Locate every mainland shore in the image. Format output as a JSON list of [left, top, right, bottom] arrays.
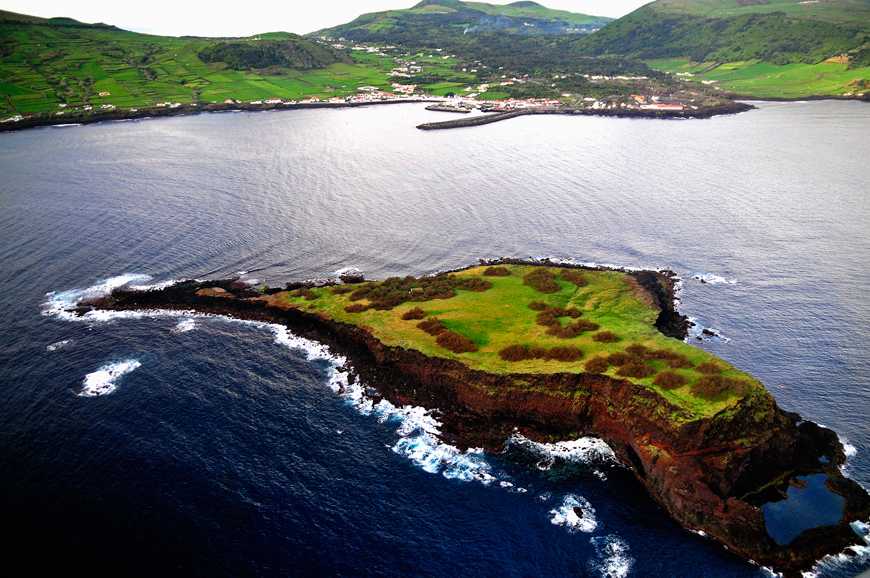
[[1, 97, 755, 133]]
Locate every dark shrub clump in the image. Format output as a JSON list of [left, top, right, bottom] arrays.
[[650, 349, 694, 369], [695, 360, 724, 374], [483, 266, 511, 277], [524, 268, 561, 294], [331, 285, 354, 295], [401, 306, 427, 321], [344, 303, 368, 313], [528, 300, 548, 311], [546, 319, 600, 338], [436, 330, 478, 353], [536, 309, 559, 327], [528, 346, 548, 359], [452, 276, 492, 292], [691, 375, 749, 401], [543, 346, 584, 362], [499, 344, 582, 362], [616, 361, 656, 379], [585, 357, 610, 373], [550, 306, 581, 318], [559, 268, 588, 287], [606, 351, 633, 366], [346, 274, 457, 310], [625, 343, 652, 358], [417, 317, 447, 335], [500, 344, 531, 361], [292, 287, 318, 301], [653, 371, 687, 390], [592, 331, 620, 343]]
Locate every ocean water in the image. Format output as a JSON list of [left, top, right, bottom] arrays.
[[1, 101, 869, 577]]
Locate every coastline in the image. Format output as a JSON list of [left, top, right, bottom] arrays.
[[0, 99, 435, 133], [78, 260, 870, 577], [417, 102, 756, 130], [4, 93, 865, 135], [2, 98, 756, 134]]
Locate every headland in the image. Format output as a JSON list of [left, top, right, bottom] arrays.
[[77, 260, 869, 575]]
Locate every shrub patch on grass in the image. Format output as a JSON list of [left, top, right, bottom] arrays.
[[344, 303, 368, 313], [653, 371, 687, 390], [559, 268, 588, 287], [292, 287, 318, 301], [695, 361, 724, 374], [483, 266, 511, 277], [436, 330, 478, 353], [523, 268, 561, 294], [606, 351, 634, 366], [534, 303, 597, 338], [544, 346, 584, 362], [616, 360, 656, 379], [346, 273, 493, 310], [417, 317, 447, 335], [592, 331, 620, 343], [691, 375, 749, 401], [546, 319, 600, 338], [585, 357, 609, 373], [453, 277, 492, 292], [401, 306, 427, 320], [498, 344, 582, 362], [331, 285, 354, 295]]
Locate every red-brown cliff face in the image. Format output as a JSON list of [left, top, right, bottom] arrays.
[[86, 277, 869, 577]]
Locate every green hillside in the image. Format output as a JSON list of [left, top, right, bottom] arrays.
[[578, 0, 870, 97], [0, 14, 398, 119], [649, 0, 870, 28], [315, 0, 612, 40]]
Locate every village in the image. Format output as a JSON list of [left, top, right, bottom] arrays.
[[1, 39, 726, 128]]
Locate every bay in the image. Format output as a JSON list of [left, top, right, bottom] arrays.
[[1, 100, 868, 577]]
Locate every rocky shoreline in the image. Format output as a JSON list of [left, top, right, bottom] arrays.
[[2, 99, 755, 134], [0, 99, 432, 133], [417, 102, 756, 130], [78, 261, 869, 576]]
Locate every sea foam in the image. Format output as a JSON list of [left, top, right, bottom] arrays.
[[692, 273, 737, 285], [47, 339, 72, 351], [589, 535, 634, 578], [507, 434, 619, 481], [800, 520, 870, 578], [80, 359, 141, 397], [42, 273, 153, 320], [549, 493, 598, 533], [171, 319, 196, 333]]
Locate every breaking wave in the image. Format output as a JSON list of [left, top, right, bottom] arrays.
[[80, 359, 141, 397], [549, 493, 597, 533], [589, 535, 634, 578], [171, 319, 196, 333], [47, 339, 72, 351], [692, 273, 737, 285], [801, 521, 870, 578]]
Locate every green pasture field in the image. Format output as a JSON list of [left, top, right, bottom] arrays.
[[650, 0, 870, 28], [648, 58, 870, 97], [0, 20, 435, 118], [266, 265, 763, 421]]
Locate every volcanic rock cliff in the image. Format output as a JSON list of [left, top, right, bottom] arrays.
[[83, 271, 869, 576]]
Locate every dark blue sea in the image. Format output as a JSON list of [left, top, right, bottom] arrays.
[[1, 101, 869, 577]]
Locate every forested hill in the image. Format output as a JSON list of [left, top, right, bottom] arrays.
[[314, 0, 612, 42], [576, 0, 870, 67], [197, 37, 342, 71]]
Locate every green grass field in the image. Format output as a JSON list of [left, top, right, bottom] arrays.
[[649, 0, 870, 28], [0, 18, 487, 119], [260, 265, 762, 421], [648, 58, 870, 97]]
